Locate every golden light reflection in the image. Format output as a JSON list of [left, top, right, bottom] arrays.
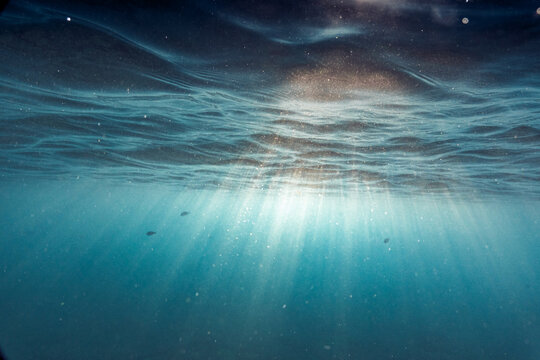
[[287, 54, 407, 102]]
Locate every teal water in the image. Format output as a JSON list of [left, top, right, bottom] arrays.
[[0, 181, 539, 359], [1, 0, 540, 359]]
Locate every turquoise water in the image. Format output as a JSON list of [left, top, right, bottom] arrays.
[[1, 183, 539, 359], [1, 0, 540, 359]]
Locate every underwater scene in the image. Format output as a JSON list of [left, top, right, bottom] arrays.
[[1, 0, 539, 359]]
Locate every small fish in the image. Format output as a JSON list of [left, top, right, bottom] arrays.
[[383, 238, 390, 244], [146, 231, 156, 236], [181, 211, 190, 216]]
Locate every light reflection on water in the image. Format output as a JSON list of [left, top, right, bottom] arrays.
[[0, 0, 539, 197]]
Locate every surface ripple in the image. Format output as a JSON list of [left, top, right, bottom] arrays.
[[1, 0, 539, 197]]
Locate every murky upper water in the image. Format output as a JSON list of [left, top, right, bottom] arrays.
[[1, 0, 539, 196], [0, 1, 539, 359]]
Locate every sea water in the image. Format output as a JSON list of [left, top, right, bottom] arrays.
[[1, 0, 539, 359]]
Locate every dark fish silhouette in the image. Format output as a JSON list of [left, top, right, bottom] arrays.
[[146, 231, 156, 236], [181, 211, 190, 216], [383, 238, 390, 244]]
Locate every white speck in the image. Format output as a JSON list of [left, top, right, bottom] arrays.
[[323, 345, 331, 350], [537, 8, 540, 15], [462, 17, 469, 24], [195, 292, 199, 297], [66, 17, 71, 22], [282, 304, 287, 309]]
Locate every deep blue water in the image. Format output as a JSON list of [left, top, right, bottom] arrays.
[[0, 0, 539, 359]]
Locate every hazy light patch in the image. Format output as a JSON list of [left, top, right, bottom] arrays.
[[288, 68, 402, 100], [265, 25, 364, 45], [337, 0, 434, 14], [285, 52, 409, 101], [220, 13, 363, 45]]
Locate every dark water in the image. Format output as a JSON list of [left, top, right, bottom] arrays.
[[0, 1, 539, 359]]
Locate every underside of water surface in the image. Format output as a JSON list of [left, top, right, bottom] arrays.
[[0, 0, 539, 359]]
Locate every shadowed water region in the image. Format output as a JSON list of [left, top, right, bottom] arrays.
[[0, 0, 539, 359]]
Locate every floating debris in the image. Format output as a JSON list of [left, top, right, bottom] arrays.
[[146, 231, 156, 236], [181, 211, 190, 216], [384, 238, 390, 244]]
